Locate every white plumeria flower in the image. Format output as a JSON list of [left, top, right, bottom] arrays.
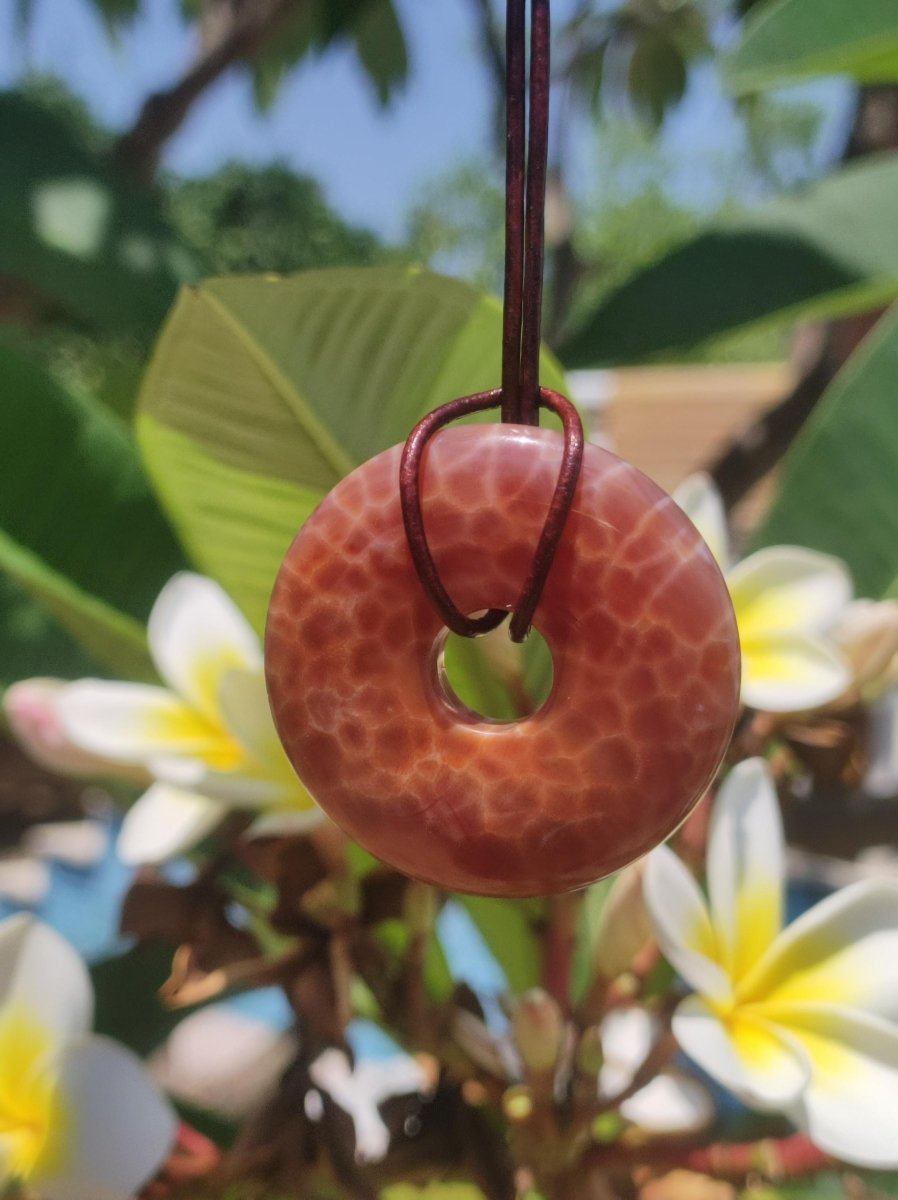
[[599, 1007, 713, 1136], [307, 1049, 429, 1163], [674, 474, 852, 713], [834, 599, 898, 698], [831, 599, 898, 800], [0, 913, 174, 1199], [644, 757, 898, 1167], [57, 573, 320, 866]]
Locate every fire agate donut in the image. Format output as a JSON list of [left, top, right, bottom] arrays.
[[265, 425, 740, 897]]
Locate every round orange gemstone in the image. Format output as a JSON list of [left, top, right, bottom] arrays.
[[266, 425, 740, 896]]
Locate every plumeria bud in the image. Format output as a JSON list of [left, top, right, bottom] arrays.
[[511, 988, 564, 1076], [404, 881, 437, 935], [575, 1025, 604, 1076], [834, 599, 898, 695], [4, 678, 138, 778], [592, 861, 652, 982]]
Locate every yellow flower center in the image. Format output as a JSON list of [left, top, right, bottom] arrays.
[[0, 1008, 68, 1182]]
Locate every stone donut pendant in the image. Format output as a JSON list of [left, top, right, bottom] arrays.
[[265, 424, 740, 897]]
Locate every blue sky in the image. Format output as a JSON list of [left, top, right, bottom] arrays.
[[0, 0, 852, 242]]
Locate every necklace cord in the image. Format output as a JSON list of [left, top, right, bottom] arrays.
[[399, 0, 584, 644]]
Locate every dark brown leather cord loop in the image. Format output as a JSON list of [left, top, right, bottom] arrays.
[[400, 1, 578, 645], [399, 388, 583, 643]]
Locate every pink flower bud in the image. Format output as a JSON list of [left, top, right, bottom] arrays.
[[4, 678, 138, 778], [592, 861, 653, 982], [511, 988, 564, 1076]]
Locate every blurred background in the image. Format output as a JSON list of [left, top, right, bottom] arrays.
[[3, 2, 898, 1193]]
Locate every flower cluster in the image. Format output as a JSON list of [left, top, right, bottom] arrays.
[[8, 573, 321, 866], [674, 474, 852, 712], [0, 914, 173, 1199], [645, 757, 898, 1166]]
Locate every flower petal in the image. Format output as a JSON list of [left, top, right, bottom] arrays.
[[707, 759, 784, 985], [247, 809, 324, 839], [783, 1007, 898, 1168], [150, 758, 287, 809], [148, 574, 261, 721], [24, 821, 108, 870], [673, 995, 810, 1110], [864, 686, 898, 800], [643, 845, 731, 1004], [600, 1006, 655, 1094], [32, 1034, 176, 1200], [216, 667, 282, 766], [740, 633, 851, 713], [740, 880, 898, 1021], [833, 599, 898, 693], [620, 1071, 714, 1136], [308, 1049, 427, 1164], [58, 681, 239, 767], [0, 915, 92, 1047], [117, 785, 224, 866], [3, 678, 131, 778], [728, 546, 852, 640], [0, 853, 50, 907], [672, 473, 729, 569], [149, 1005, 295, 1120]]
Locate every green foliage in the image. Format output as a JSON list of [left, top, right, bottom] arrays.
[[559, 154, 898, 366], [0, 91, 200, 338], [0, 345, 187, 681], [406, 163, 506, 295], [627, 27, 688, 130], [136, 267, 567, 631], [0, 575, 102, 688], [167, 164, 385, 276], [570, 877, 615, 1004], [91, 942, 187, 1057], [725, 0, 898, 95], [756, 303, 898, 599], [251, 0, 408, 112], [561, 3, 710, 130], [757, 1174, 898, 1199], [458, 896, 542, 994]]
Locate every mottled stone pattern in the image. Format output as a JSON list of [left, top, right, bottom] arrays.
[[266, 426, 740, 897]]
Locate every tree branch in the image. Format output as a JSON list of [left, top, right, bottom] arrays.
[[112, 0, 304, 185]]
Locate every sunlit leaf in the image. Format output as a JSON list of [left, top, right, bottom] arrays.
[[559, 154, 898, 365], [757, 303, 898, 598], [0, 345, 186, 681], [137, 267, 567, 632], [725, 0, 898, 95]]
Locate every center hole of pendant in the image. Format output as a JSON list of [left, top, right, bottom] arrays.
[[436, 615, 554, 722]]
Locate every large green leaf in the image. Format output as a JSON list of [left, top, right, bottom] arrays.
[[0, 574, 102, 689], [137, 267, 567, 632], [724, 0, 898, 96], [559, 154, 898, 366], [0, 346, 188, 680], [0, 92, 201, 336], [756, 303, 898, 597]]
